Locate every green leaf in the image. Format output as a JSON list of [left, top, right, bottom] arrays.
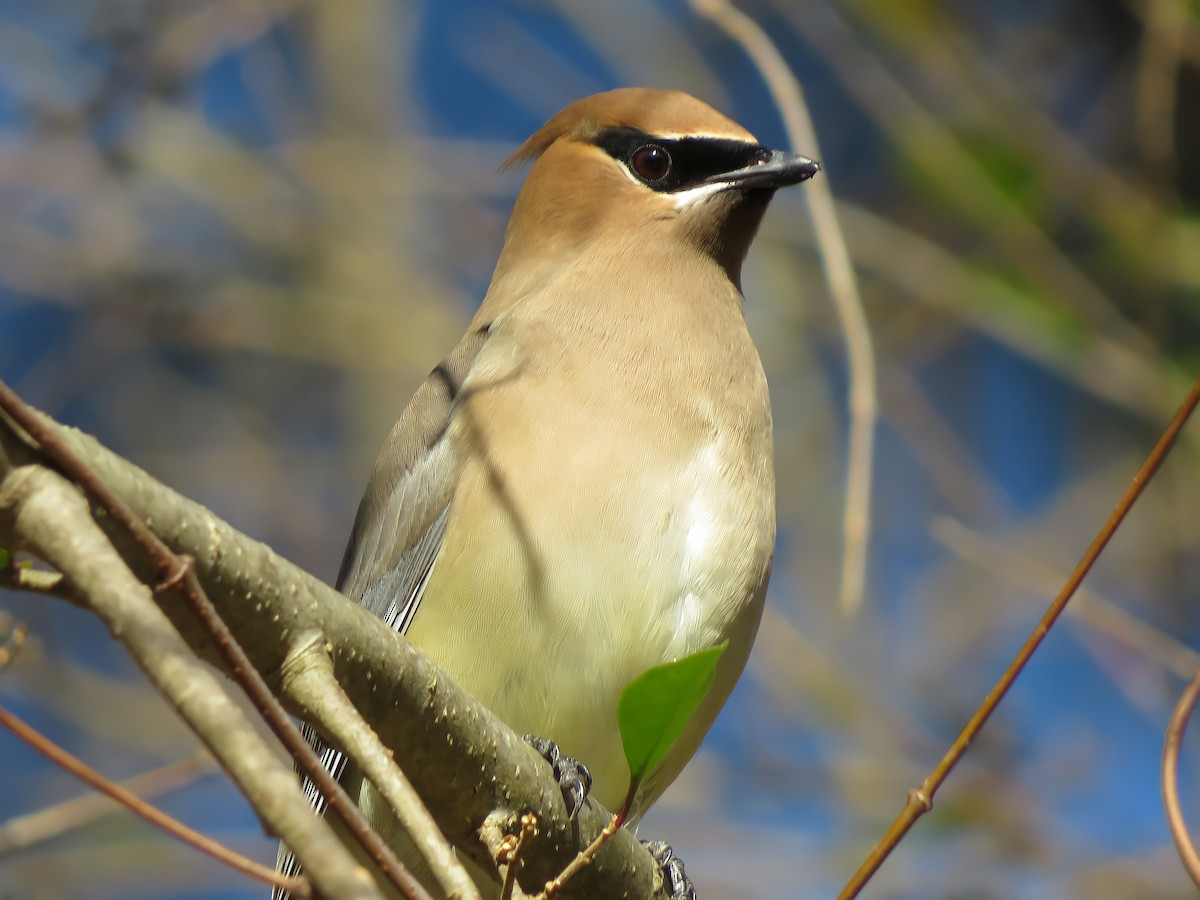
[[618, 642, 728, 788], [0, 547, 9, 568]]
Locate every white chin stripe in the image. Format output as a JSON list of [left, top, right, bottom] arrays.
[[670, 180, 736, 210], [613, 162, 729, 208]]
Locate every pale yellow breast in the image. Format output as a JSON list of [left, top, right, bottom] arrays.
[[407, 281, 775, 812]]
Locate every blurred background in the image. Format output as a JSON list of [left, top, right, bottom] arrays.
[[1, 1, 1198, 897]]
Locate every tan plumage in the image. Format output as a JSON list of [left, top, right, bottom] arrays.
[[276, 87, 817, 899]]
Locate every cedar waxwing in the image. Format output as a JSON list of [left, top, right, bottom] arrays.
[[276, 88, 818, 899]]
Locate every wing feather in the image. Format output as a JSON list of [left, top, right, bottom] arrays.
[[272, 325, 490, 899]]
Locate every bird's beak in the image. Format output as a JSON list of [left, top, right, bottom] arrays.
[[704, 149, 820, 190]]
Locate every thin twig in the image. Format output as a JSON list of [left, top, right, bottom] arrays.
[[286, 656, 477, 899], [537, 812, 623, 900], [0, 707, 305, 894], [1163, 665, 1200, 889], [689, 0, 877, 615], [0, 751, 216, 853], [838, 372, 1200, 898], [0, 379, 424, 900], [498, 813, 539, 900], [538, 779, 638, 899], [0, 462, 377, 898]]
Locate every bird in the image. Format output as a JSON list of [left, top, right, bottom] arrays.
[[275, 87, 818, 899]]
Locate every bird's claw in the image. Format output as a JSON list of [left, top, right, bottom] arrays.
[[524, 734, 592, 818], [643, 840, 696, 900]]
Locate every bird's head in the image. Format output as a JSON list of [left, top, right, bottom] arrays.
[[491, 88, 818, 290]]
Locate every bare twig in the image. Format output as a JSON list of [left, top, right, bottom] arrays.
[[284, 653, 477, 899], [0, 751, 215, 853], [537, 811, 623, 900], [0, 464, 378, 898], [838, 373, 1200, 898], [497, 813, 539, 900], [689, 0, 877, 614], [0, 708, 303, 894], [1163, 664, 1200, 889]]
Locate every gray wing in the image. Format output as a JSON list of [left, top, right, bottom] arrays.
[[273, 326, 490, 899]]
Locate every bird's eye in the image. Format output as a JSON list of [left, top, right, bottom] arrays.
[[631, 144, 671, 182]]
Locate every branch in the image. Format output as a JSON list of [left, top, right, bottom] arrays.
[[285, 653, 477, 900], [0, 460, 377, 899], [0, 398, 668, 898], [837, 373, 1200, 898]]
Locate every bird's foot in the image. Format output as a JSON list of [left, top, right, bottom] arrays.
[[524, 735, 592, 818], [643, 840, 696, 900]]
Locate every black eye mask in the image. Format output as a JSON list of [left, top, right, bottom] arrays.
[[591, 126, 771, 193]]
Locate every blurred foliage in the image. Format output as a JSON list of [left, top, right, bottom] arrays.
[[1, 1, 1199, 898]]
